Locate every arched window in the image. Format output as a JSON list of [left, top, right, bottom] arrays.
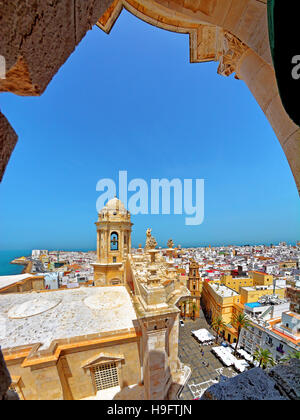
[[110, 232, 119, 251]]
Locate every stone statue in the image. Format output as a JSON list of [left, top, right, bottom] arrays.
[[167, 239, 174, 249], [145, 228, 157, 250]]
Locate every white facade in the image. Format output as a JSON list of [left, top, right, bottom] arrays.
[[239, 312, 300, 363]]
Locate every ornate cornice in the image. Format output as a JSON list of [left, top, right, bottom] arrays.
[[217, 32, 249, 79], [96, 1, 249, 79]]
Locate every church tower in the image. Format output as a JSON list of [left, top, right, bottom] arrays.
[[93, 197, 133, 286], [187, 259, 202, 318]]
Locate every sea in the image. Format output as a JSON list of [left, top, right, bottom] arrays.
[[0, 250, 32, 276]]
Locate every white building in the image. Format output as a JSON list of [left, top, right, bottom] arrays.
[[32, 250, 48, 259], [239, 311, 300, 363]]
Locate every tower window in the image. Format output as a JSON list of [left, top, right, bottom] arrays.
[[110, 232, 119, 251]]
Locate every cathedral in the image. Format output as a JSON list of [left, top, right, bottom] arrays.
[[0, 198, 190, 400]]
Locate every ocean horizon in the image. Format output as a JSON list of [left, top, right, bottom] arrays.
[[0, 249, 95, 276], [0, 241, 296, 277]]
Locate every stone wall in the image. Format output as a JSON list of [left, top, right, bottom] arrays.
[[0, 0, 114, 96], [0, 112, 18, 182], [0, 347, 11, 400], [201, 359, 300, 400], [5, 337, 141, 400], [0, 0, 114, 182], [268, 359, 300, 400]]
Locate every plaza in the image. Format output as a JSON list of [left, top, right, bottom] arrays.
[[178, 311, 238, 400]]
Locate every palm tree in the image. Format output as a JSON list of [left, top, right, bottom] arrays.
[[253, 348, 275, 369], [232, 313, 250, 356], [211, 316, 226, 343], [281, 350, 300, 362]]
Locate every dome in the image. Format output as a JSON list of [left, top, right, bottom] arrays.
[[105, 197, 125, 211], [99, 197, 128, 215]]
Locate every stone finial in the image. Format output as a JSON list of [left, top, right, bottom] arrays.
[[147, 237, 157, 249], [145, 228, 157, 250], [167, 239, 174, 249]]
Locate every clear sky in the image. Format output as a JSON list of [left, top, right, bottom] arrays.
[[0, 10, 299, 251]]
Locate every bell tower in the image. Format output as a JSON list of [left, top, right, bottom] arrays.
[[187, 259, 202, 319], [93, 197, 133, 286]]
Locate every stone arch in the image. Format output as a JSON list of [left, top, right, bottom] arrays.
[[110, 231, 119, 251], [0, 0, 299, 192], [97, 0, 299, 193]]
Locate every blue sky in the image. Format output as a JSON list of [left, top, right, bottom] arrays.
[[0, 10, 299, 251]]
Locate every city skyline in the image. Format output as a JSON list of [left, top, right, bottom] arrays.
[[0, 9, 299, 252]]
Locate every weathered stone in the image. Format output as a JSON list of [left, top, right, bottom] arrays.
[[2, 389, 19, 400], [0, 111, 18, 182], [268, 359, 300, 400], [0, 0, 114, 181], [0, 0, 114, 95], [201, 367, 287, 400], [0, 347, 11, 399], [201, 359, 300, 400]]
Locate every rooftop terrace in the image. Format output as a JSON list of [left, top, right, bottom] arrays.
[[209, 283, 238, 298], [0, 274, 34, 290], [0, 286, 137, 351]]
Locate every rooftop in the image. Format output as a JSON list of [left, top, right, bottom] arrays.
[[242, 285, 285, 292], [245, 302, 262, 309], [209, 283, 238, 298], [284, 311, 300, 321], [0, 286, 137, 351], [0, 274, 35, 290]]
